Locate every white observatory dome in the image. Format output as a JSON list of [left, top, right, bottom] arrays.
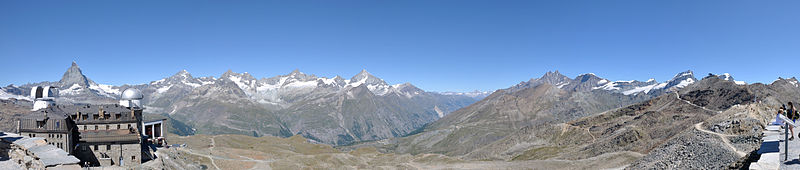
[[120, 88, 144, 100]]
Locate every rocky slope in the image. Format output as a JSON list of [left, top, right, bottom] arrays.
[[366, 71, 698, 157], [140, 133, 639, 170], [0, 99, 32, 132], [396, 74, 791, 169]]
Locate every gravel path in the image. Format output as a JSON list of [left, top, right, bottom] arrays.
[[694, 122, 747, 157]]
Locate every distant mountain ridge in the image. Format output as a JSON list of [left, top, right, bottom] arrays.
[[348, 71, 791, 169], [436, 91, 492, 99], [510, 70, 700, 96], [1, 62, 479, 145], [1, 62, 762, 146]]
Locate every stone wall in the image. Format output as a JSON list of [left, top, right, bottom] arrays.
[[19, 132, 72, 154], [0, 133, 80, 169], [76, 143, 141, 166]]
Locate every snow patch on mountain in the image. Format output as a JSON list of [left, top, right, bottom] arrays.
[[319, 78, 336, 85], [674, 78, 695, 88], [622, 83, 660, 95], [151, 79, 166, 85], [368, 84, 390, 95], [0, 90, 30, 101], [348, 77, 368, 88], [228, 75, 248, 90], [556, 82, 570, 89], [594, 81, 620, 91], [438, 90, 491, 99], [88, 83, 121, 97], [60, 84, 84, 95], [199, 79, 215, 85], [285, 80, 317, 89], [156, 85, 172, 93]]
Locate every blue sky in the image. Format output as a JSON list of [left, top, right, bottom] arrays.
[[1, 1, 798, 92]]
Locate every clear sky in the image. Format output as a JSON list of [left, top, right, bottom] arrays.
[[1, 1, 798, 92]]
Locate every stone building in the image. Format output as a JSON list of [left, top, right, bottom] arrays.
[[17, 86, 75, 154], [68, 104, 143, 167], [16, 87, 150, 167], [17, 106, 75, 154]]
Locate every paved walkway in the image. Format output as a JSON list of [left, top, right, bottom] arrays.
[[750, 118, 800, 170], [779, 124, 800, 170]]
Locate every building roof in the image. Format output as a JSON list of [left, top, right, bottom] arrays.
[[19, 107, 71, 133], [78, 129, 140, 143], [54, 104, 140, 124], [1, 134, 80, 167], [56, 104, 133, 116], [144, 118, 167, 124], [23, 104, 136, 121], [21, 106, 69, 121]]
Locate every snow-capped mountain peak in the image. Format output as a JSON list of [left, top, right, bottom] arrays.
[[665, 70, 696, 89], [716, 73, 746, 85], [348, 69, 388, 88], [150, 70, 204, 88]]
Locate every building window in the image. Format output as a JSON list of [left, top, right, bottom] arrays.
[[132, 156, 135, 160], [107, 145, 110, 150], [94, 125, 98, 130], [93, 145, 98, 151], [106, 125, 109, 130], [117, 124, 120, 129]]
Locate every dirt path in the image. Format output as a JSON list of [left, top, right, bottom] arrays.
[[694, 122, 747, 157], [675, 93, 722, 114], [175, 135, 274, 170], [675, 92, 746, 157], [208, 136, 221, 170]]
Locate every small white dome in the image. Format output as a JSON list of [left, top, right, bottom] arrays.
[[120, 88, 144, 100]]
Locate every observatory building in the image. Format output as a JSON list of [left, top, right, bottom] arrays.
[[17, 87, 152, 167]]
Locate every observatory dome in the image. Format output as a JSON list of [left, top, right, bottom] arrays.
[[121, 88, 144, 100]]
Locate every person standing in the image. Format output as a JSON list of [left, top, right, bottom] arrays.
[[789, 102, 797, 140]]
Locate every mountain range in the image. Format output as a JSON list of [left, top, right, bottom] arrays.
[[365, 70, 700, 155], [0, 62, 480, 145], [338, 69, 800, 169], [5, 62, 799, 169]]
